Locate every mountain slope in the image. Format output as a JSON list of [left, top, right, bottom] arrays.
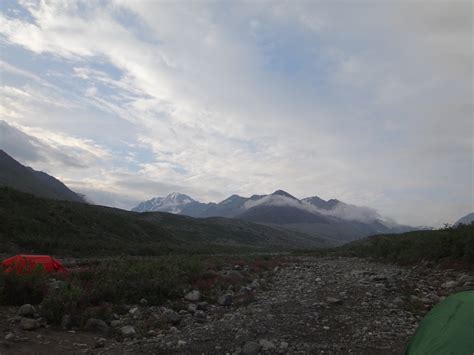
[[341, 224, 474, 265], [0, 150, 85, 203], [0, 187, 329, 257], [455, 212, 474, 226]]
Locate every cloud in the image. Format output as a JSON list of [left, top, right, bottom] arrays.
[[242, 193, 381, 223], [0, 1, 471, 226], [0, 120, 100, 168]]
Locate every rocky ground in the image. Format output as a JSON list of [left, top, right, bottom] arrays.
[[1, 256, 473, 354]]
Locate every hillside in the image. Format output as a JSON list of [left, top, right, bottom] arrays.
[[0, 188, 328, 256], [0, 150, 85, 203], [340, 224, 474, 265]]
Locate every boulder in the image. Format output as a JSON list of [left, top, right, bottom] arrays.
[[17, 304, 36, 317], [84, 318, 109, 335], [184, 290, 201, 302], [139, 298, 148, 305], [95, 337, 106, 348], [20, 317, 40, 331], [259, 339, 276, 350], [242, 341, 261, 355], [163, 310, 181, 324], [218, 294, 233, 307], [61, 314, 72, 330], [120, 325, 136, 337]]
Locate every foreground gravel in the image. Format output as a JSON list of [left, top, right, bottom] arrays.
[[1, 256, 472, 354], [107, 256, 473, 354]]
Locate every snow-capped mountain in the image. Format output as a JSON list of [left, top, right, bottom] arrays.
[[132, 190, 417, 244], [132, 192, 210, 216]]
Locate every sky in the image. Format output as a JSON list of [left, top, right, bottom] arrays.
[[0, 0, 472, 227]]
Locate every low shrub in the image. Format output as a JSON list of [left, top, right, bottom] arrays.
[[0, 268, 48, 305], [40, 282, 83, 324]]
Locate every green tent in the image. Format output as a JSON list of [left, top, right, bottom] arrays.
[[405, 291, 474, 355]]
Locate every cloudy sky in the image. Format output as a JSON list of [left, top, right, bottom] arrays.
[[0, 0, 472, 226]]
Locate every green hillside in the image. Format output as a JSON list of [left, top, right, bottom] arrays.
[[340, 224, 474, 265], [0, 188, 327, 257]]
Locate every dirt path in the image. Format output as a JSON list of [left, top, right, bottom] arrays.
[[1, 256, 472, 354]]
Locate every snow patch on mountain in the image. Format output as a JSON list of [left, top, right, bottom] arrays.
[[132, 192, 195, 213]]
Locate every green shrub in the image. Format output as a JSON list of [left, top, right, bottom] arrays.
[[40, 283, 83, 324], [0, 268, 48, 305]]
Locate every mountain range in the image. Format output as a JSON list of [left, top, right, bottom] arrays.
[[132, 190, 416, 244]]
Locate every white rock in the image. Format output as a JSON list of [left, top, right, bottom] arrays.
[[184, 290, 201, 302], [120, 325, 136, 337]]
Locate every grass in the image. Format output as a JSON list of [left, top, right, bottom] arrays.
[[0, 254, 284, 325]]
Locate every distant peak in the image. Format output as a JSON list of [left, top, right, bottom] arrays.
[[271, 190, 297, 199], [165, 192, 194, 201]]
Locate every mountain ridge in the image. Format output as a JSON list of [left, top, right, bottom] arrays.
[[0, 150, 85, 203]]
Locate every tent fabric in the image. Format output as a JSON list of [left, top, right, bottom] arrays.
[[1, 255, 67, 274], [405, 291, 474, 355]]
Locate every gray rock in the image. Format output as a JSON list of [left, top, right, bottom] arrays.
[[458, 274, 474, 283], [187, 303, 198, 313], [139, 298, 148, 305], [327, 297, 343, 305], [259, 339, 276, 350], [250, 280, 260, 289], [84, 318, 109, 335], [197, 302, 208, 310], [95, 337, 107, 348], [441, 280, 459, 289], [420, 297, 432, 304], [393, 296, 404, 305], [184, 290, 201, 302], [218, 293, 233, 306], [5, 332, 15, 341], [164, 310, 181, 324], [20, 317, 40, 330], [280, 341, 289, 349], [61, 314, 72, 330], [17, 304, 36, 317], [177, 340, 187, 347], [429, 294, 441, 303], [110, 320, 122, 328], [194, 310, 207, 323], [129, 307, 140, 315], [120, 325, 136, 337], [242, 341, 261, 355]]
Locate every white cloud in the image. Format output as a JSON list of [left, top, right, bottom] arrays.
[[0, 0, 472, 226]]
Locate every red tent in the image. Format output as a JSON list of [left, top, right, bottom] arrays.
[[1, 255, 67, 274]]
